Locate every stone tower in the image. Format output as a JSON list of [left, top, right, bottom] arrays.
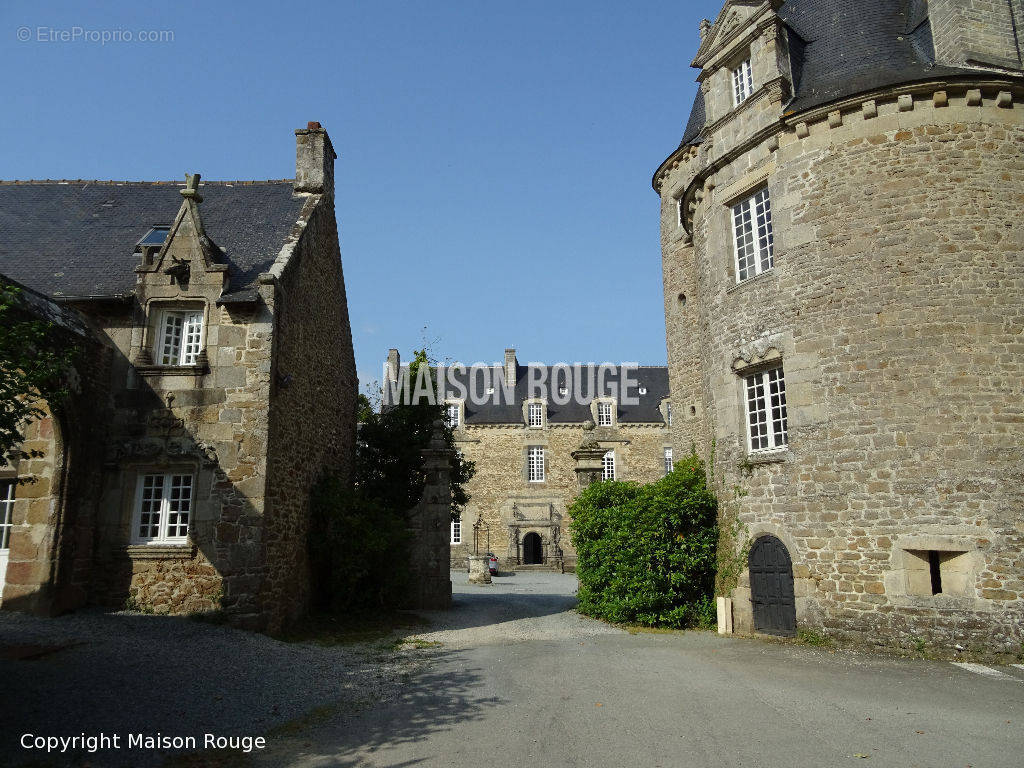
[[655, 0, 1023, 649]]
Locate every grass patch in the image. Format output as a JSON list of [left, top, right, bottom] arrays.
[[796, 628, 833, 647], [280, 610, 430, 647], [623, 624, 690, 636]]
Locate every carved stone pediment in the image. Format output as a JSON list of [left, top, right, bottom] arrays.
[[105, 434, 219, 468], [692, 0, 779, 68]]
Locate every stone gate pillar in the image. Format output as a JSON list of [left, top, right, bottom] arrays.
[[407, 421, 453, 609]]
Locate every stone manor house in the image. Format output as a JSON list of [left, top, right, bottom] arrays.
[[0, 123, 356, 633], [383, 348, 673, 570], [656, 0, 1023, 648]]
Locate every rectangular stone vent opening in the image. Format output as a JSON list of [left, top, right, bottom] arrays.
[[904, 549, 971, 597]]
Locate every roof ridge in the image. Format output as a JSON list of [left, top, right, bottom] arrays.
[[0, 179, 295, 186]]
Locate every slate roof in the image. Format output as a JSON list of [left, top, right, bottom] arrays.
[[388, 364, 670, 425], [677, 0, 993, 149], [0, 181, 306, 301]]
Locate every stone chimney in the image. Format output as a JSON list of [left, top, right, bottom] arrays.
[[928, 0, 1023, 72], [386, 348, 400, 382], [504, 348, 517, 387], [295, 121, 337, 195]]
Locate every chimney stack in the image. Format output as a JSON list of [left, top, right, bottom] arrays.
[[386, 348, 400, 383], [295, 121, 337, 195], [504, 348, 517, 387]]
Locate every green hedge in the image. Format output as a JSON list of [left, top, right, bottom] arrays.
[[569, 453, 718, 628]]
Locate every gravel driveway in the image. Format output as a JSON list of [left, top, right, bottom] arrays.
[[0, 606, 423, 768]]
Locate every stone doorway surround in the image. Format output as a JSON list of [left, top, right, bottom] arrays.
[[505, 499, 564, 571]]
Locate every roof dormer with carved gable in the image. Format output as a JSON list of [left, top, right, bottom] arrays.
[[693, 0, 794, 139]]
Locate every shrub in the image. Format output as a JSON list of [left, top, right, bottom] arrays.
[[570, 452, 718, 629], [308, 475, 412, 613]]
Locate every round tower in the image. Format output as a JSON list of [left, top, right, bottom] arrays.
[[656, 0, 1023, 648]]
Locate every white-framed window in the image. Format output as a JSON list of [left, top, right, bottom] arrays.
[[527, 402, 544, 428], [446, 403, 460, 429], [745, 367, 788, 452], [451, 514, 462, 544], [158, 309, 204, 366], [596, 401, 614, 427], [527, 447, 545, 483], [676, 197, 685, 227], [602, 450, 616, 480], [667, 402, 673, 426], [132, 473, 194, 544], [0, 481, 14, 550], [664, 447, 674, 475], [732, 188, 774, 282], [732, 58, 753, 106]]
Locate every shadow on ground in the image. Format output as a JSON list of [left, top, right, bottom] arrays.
[[253, 648, 503, 768], [0, 609, 500, 768]]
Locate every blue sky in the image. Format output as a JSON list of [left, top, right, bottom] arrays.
[[1, 0, 721, 392]]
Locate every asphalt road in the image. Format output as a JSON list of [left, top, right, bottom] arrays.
[[257, 571, 1024, 768], [2, 572, 1021, 768]]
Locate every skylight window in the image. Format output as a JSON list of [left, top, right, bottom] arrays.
[[137, 227, 170, 248]]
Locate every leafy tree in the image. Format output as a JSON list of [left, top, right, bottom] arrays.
[[355, 350, 473, 515], [570, 452, 718, 628], [0, 282, 77, 462], [355, 393, 374, 423], [309, 348, 475, 613]]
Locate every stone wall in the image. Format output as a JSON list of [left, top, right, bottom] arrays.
[[658, 74, 1024, 649], [0, 295, 110, 616], [930, 0, 1024, 71], [262, 190, 357, 633], [86, 296, 276, 623], [452, 422, 671, 570]]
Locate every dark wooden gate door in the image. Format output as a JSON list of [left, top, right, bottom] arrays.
[[749, 535, 796, 636], [523, 532, 542, 565]]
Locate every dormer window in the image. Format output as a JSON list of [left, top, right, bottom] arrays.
[[732, 58, 753, 106], [527, 402, 544, 428], [597, 400, 614, 427], [445, 402, 461, 429], [158, 309, 204, 366]]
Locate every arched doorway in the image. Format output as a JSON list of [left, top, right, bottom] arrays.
[[522, 532, 543, 565], [748, 535, 796, 636]]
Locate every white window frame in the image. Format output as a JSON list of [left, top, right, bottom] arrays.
[[732, 188, 774, 282], [745, 366, 788, 453], [132, 472, 194, 545], [445, 402, 461, 429], [664, 447, 674, 475], [527, 447, 545, 483], [732, 58, 753, 106], [602, 450, 616, 481], [527, 402, 544, 428], [157, 309, 204, 366], [596, 400, 614, 427], [0, 481, 14, 550], [666, 402, 673, 427], [451, 514, 462, 544]]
